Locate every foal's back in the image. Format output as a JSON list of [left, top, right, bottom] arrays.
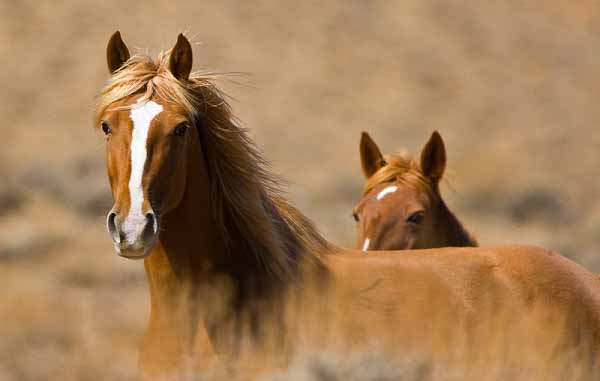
[[321, 245, 600, 352]]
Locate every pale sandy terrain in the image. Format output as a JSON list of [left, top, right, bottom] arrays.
[[1, 1, 600, 379]]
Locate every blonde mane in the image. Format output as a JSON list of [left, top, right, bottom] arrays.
[[95, 50, 331, 281], [95, 50, 221, 124]]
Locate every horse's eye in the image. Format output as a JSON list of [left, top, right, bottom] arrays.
[[406, 211, 424, 225], [101, 121, 111, 135], [173, 123, 188, 137], [352, 212, 359, 222]]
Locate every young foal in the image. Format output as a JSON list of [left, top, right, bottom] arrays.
[[97, 32, 600, 380], [353, 131, 477, 251]]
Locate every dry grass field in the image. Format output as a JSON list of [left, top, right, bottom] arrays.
[[1, 1, 600, 379]]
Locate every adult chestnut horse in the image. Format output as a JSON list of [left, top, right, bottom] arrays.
[[97, 32, 600, 379], [353, 131, 477, 251]]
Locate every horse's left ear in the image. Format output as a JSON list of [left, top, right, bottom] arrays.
[[420, 131, 446, 183], [169, 34, 193, 81]]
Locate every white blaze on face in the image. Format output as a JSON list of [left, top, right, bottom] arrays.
[[376, 185, 398, 201], [362, 238, 370, 252], [122, 99, 163, 245]]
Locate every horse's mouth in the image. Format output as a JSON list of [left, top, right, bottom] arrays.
[[118, 251, 151, 260], [115, 241, 155, 260]]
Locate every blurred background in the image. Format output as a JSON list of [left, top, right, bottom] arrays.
[[1, 1, 600, 379]]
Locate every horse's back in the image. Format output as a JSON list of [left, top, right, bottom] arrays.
[[328, 244, 599, 298], [322, 245, 600, 351]]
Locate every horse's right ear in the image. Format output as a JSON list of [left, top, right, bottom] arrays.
[[106, 31, 130, 74], [360, 132, 386, 179]]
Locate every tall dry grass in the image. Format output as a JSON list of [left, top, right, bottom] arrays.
[[161, 282, 600, 381]]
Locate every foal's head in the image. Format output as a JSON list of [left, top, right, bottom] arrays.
[[353, 131, 475, 251], [97, 32, 205, 259]]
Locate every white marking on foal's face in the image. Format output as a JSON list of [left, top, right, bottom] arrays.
[[362, 238, 370, 252], [122, 99, 163, 245], [376, 185, 398, 201]]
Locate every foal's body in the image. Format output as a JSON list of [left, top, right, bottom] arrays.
[[96, 33, 600, 380]]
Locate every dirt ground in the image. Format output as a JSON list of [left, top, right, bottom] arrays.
[[1, 1, 600, 380]]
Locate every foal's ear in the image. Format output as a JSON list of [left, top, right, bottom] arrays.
[[360, 132, 386, 179], [169, 34, 193, 81], [420, 131, 446, 183], [106, 31, 130, 74]]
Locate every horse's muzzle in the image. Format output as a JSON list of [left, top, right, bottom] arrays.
[[106, 208, 159, 259]]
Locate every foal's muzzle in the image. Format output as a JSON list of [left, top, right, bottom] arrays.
[[106, 209, 159, 259]]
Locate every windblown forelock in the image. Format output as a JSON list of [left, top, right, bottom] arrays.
[[94, 50, 221, 126]]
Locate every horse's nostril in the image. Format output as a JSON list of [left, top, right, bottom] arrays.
[[146, 212, 158, 235], [107, 212, 117, 232], [107, 211, 120, 243]]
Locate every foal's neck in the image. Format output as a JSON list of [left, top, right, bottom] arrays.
[[436, 196, 477, 247]]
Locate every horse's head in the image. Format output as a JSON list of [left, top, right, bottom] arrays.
[[352, 131, 447, 251], [98, 32, 205, 259]]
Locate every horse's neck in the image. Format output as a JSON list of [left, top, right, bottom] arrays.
[[436, 197, 477, 247], [144, 140, 221, 293], [145, 154, 293, 308]]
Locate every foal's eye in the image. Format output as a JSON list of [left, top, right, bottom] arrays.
[[406, 211, 424, 225], [173, 123, 188, 137], [352, 212, 359, 222], [101, 121, 111, 135]]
